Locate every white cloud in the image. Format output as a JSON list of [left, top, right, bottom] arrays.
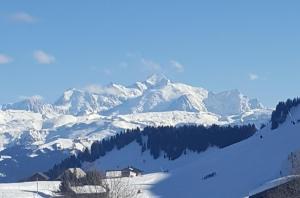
[[0, 54, 13, 64], [141, 58, 161, 72], [33, 50, 55, 64], [170, 60, 184, 73], [9, 12, 37, 23], [249, 73, 259, 80]]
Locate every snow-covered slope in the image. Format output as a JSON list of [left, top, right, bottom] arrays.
[[149, 115, 300, 198], [82, 104, 300, 198], [0, 181, 61, 198], [0, 110, 43, 150]]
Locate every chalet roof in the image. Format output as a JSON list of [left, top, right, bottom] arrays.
[[57, 168, 87, 180], [66, 168, 86, 178], [25, 172, 50, 181], [106, 166, 143, 173]]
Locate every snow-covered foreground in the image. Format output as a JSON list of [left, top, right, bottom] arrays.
[[0, 181, 60, 198], [0, 173, 167, 198], [108, 173, 168, 198]]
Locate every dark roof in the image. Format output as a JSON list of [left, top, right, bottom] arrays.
[[106, 166, 143, 174], [121, 166, 143, 173], [27, 172, 50, 181], [106, 170, 123, 172]]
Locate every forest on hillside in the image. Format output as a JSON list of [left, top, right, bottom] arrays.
[[47, 124, 256, 179]]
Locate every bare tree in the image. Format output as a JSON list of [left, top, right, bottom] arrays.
[[103, 177, 140, 198]]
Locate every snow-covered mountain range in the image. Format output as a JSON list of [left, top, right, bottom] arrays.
[[2, 74, 267, 116], [0, 74, 272, 182], [0, 74, 271, 150]]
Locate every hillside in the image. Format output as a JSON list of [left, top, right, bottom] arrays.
[[46, 124, 256, 179], [73, 99, 300, 197], [146, 102, 300, 197]]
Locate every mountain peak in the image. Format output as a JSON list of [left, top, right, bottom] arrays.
[[144, 74, 170, 87]]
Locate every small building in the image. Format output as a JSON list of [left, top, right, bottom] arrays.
[[57, 168, 87, 180], [26, 172, 50, 181], [105, 166, 143, 178], [121, 167, 143, 177], [69, 185, 107, 198]]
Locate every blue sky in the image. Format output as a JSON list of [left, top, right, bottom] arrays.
[[1, 1, 300, 107]]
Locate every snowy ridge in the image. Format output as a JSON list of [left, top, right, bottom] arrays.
[[2, 74, 270, 117], [0, 74, 271, 152]]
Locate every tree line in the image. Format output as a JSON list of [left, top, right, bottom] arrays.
[[46, 124, 256, 179]]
